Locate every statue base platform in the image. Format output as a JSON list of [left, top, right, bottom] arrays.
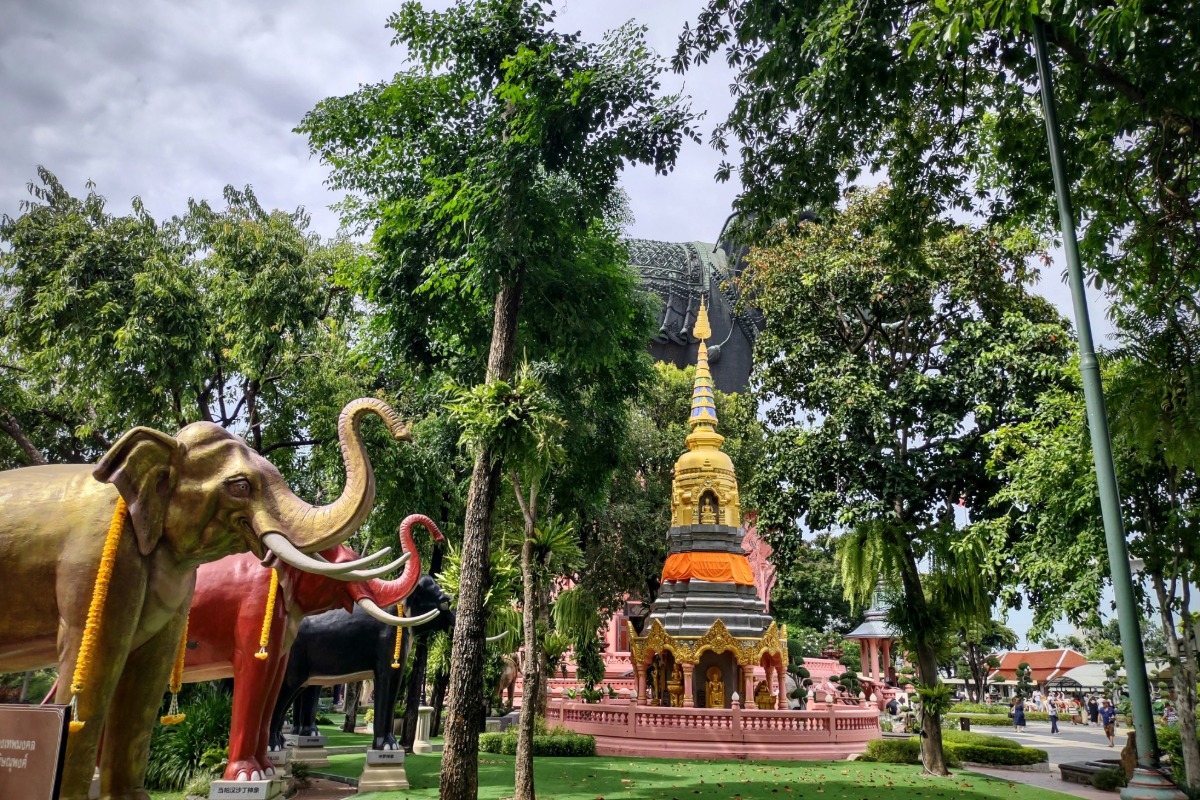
[[358, 750, 408, 792], [266, 748, 291, 776], [208, 778, 286, 799], [283, 734, 329, 768]]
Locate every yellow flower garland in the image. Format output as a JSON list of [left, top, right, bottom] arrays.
[[256, 569, 279, 660], [68, 497, 127, 733], [391, 605, 406, 669], [160, 616, 189, 725]]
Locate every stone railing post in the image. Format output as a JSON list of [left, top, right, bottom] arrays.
[[682, 664, 695, 708], [732, 691, 742, 738], [742, 666, 757, 709]]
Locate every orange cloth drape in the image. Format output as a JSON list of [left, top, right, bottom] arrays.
[[661, 552, 755, 585]]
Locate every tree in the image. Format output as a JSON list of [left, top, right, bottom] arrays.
[[297, 4, 696, 796], [676, 1, 1200, 352], [958, 621, 1016, 702], [742, 186, 1074, 774], [770, 532, 858, 635], [987, 355, 1200, 787]]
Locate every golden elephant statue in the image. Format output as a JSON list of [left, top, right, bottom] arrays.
[[0, 398, 409, 800]]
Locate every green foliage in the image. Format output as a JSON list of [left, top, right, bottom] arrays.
[[1093, 768, 1129, 791], [479, 729, 595, 757], [1015, 663, 1036, 700], [939, 730, 1021, 750], [145, 683, 232, 792], [573, 627, 606, 692], [860, 738, 922, 765], [771, 533, 857, 634], [947, 743, 1048, 767]]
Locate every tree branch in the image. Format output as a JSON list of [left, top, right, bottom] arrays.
[[260, 437, 324, 456], [0, 410, 47, 465]]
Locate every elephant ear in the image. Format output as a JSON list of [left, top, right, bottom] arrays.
[[93, 427, 180, 557]]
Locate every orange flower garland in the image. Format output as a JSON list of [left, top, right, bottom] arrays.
[[68, 497, 128, 733], [391, 605, 406, 669], [256, 569, 279, 660], [159, 616, 189, 725]]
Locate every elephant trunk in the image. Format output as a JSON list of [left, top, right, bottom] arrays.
[[353, 515, 445, 607], [272, 398, 409, 552]]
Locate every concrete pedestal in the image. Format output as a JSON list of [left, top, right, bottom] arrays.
[[413, 706, 434, 754], [283, 734, 329, 768], [266, 747, 292, 777], [208, 778, 285, 799], [357, 749, 409, 792]]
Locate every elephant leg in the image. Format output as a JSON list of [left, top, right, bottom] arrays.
[[253, 654, 291, 778], [98, 611, 184, 800], [224, 661, 275, 781], [56, 572, 147, 800], [374, 630, 409, 750], [300, 685, 320, 735], [269, 677, 300, 751]]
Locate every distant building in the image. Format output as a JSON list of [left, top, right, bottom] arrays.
[[987, 649, 1088, 689]]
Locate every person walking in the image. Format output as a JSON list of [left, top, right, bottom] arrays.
[[1012, 696, 1027, 733], [1163, 702, 1179, 727], [1088, 695, 1100, 726], [1099, 699, 1118, 747], [1048, 695, 1060, 734]]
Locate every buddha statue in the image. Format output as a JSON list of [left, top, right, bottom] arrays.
[[755, 680, 774, 710], [706, 667, 725, 708], [668, 664, 684, 708]]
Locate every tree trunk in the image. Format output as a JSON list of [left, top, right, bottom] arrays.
[[439, 276, 524, 800], [18, 671, 32, 703], [535, 586, 551, 717], [897, 538, 949, 776], [342, 682, 361, 733], [1155, 573, 1200, 787], [514, 514, 540, 800]]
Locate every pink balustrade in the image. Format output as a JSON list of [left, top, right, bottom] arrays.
[[547, 695, 879, 760]]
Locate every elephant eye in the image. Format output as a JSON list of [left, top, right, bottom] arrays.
[[226, 478, 252, 498]]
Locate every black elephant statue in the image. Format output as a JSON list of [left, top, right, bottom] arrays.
[[269, 574, 455, 751]]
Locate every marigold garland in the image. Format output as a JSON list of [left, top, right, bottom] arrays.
[[68, 496, 128, 733], [160, 616, 189, 725], [391, 605, 406, 669], [256, 569, 279, 660]]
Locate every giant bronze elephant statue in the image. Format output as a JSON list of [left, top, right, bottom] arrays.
[[184, 515, 444, 781], [0, 397, 408, 800]]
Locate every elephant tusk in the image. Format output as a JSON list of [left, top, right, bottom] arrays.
[[336, 552, 411, 580], [263, 534, 407, 580], [357, 599, 440, 627], [309, 547, 395, 570], [486, 631, 511, 644]]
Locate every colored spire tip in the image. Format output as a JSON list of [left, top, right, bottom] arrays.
[[693, 299, 712, 342]]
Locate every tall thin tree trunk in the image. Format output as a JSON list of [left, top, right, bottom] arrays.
[[898, 539, 948, 776], [1155, 573, 1200, 787], [431, 673, 449, 737], [535, 587, 551, 717], [18, 671, 32, 703], [440, 276, 524, 800], [514, 508, 540, 800]]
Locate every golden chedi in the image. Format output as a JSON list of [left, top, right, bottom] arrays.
[[629, 299, 786, 710]]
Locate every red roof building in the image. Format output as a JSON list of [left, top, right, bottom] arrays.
[[987, 649, 1088, 685]]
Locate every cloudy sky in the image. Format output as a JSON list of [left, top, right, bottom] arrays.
[[0, 0, 742, 244], [2, 1, 1117, 642]]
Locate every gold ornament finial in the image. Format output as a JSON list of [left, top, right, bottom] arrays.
[[693, 299, 712, 341]]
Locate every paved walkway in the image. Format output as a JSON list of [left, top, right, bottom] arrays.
[[966, 765, 1115, 799], [294, 778, 358, 799]]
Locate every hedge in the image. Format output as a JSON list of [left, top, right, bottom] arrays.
[[860, 736, 1046, 767], [946, 712, 1050, 726], [479, 731, 595, 757], [940, 730, 1021, 750], [946, 743, 1048, 766]]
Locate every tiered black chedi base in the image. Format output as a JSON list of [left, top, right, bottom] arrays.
[[648, 523, 774, 639]]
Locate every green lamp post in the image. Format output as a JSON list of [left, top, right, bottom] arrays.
[[1032, 18, 1183, 800]]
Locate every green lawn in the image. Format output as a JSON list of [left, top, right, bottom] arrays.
[[334, 753, 1080, 800]]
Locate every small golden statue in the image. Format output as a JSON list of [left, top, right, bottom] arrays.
[[706, 666, 725, 708], [699, 492, 718, 524], [668, 664, 684, 707], [755, 680, 774, 709]]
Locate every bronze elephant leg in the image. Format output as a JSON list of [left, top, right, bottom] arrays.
[[99, 611, 187, 800], [54, 569, 148, 800]]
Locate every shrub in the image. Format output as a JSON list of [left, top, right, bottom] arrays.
[[860, 738, 922, 764], [940, 730, 1021, 750], [1092, 768, 1127, 790], [945, 743, 1048, 766], [478, 729, 596, 757], [145, 683, 232, 791], [532, 734, 596, 757]]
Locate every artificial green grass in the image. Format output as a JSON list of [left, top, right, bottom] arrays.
[[334, 752, 1079, 800], [317, 723, 375, 747]]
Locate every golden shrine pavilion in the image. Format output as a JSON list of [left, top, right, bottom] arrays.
[[628, 301, 788, 710]]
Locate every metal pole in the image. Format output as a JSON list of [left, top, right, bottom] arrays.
[[1032, 19, 1183, 799]]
